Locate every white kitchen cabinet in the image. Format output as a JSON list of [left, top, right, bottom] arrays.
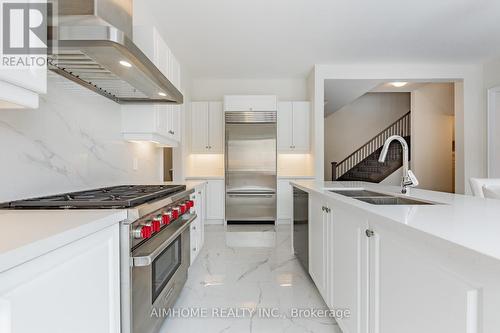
[[191, 101, 223, 153], [0, 224, 120, 333], [205, 179, 225, 222], [224, 95, 277, 111], [329, 202, 369, 333], [277, 179, 294, 221], [190, 183, 206, 263], [133, 25, 180, 89], [121, 104, 181, 146], [121, 25, 181, 145], [368, 223, 480, 333], [309, 192, 330, 298], [277, 101, 310, 153]]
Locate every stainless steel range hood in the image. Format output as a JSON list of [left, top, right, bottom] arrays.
[[48, 0, 183, 104]]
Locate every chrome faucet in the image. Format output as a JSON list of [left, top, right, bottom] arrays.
[[378, 135, 419, 194]]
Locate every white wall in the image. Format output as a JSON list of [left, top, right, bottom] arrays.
[[0, 75, 163, 202], [483, 57, 500, 178], [311, 63, 485, 194], [324, 92, 410, 180], [191, 78, 307, 101], [411, 83, 455, 193]]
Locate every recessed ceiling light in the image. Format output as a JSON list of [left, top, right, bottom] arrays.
[[158, 92, 167, 97], [390, 82, 408, 88], [119, 60, 132, 68]]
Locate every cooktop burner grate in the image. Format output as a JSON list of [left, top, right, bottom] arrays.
[[0, 185, 187, 209]]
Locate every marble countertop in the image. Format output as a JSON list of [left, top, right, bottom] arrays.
[[0, 209, 127, 273], [0, 181, 206, 273], [291, 180, 500, 261]]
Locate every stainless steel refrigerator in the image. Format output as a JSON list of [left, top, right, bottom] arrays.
[[225, 111, 277, 222]]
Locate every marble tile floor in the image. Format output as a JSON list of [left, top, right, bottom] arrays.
[[160, 224, 341, 333]]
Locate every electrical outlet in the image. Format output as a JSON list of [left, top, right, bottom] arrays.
[[133, 157, 139, 171]]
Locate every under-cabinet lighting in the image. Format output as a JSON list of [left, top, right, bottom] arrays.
[[158, 92, 167, 97]]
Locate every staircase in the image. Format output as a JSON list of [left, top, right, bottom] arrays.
[[331, 112, 411, 182]]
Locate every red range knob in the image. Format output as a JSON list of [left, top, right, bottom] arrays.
[[162, 211, 171, 225], [151, 218, 161, 232], [180, 204, 187, 214], [140, 225, 152, 239], [172, 208, 179, 220], [188, 200, 195, 208]]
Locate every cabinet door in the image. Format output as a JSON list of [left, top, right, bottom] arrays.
[[277, 102, 293, 152], [190, 218, 200, 264], [206, 180, 225, 220], [277, 179, 293, 220], [191, 102, 209, 153], [0, 224, 120, 333], [309, 192, 326, 296], [330, 203, 369, 333], [208, 102, 223, 153], [370, 224, 479, 333], [292, 102, 310, 152], [168, 105, 181, 142]]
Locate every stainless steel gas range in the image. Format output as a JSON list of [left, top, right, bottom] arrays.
[[0, 184, 196, 333]]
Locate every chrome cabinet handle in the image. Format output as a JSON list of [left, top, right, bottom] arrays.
[[365, 229, 375, 238], [169, 130, 175, 135]]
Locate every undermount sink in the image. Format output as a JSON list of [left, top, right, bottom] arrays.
[[329, 189, 435, 205], [355, 196, 433, 205], [329, 190, 391, 197]]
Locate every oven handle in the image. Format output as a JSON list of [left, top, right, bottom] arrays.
[[132, 214, 196, 267]]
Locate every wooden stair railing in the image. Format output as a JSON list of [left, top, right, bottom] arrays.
[[331, 111, 411, 180]]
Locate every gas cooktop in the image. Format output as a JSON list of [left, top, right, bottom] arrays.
[[0, 185, 187, 209]]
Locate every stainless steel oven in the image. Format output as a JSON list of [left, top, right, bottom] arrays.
[[120, 189, 196, 333], [131, 217, 192, 333]]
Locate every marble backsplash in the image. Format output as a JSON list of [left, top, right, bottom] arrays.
[[0, 74, 163, 202]]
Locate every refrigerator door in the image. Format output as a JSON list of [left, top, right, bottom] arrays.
[[225, 122, 277, 192], [225, 192, 276, 221], [225, 119, 277, 221]]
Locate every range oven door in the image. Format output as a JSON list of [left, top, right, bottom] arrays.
[[131, 215, 194, 333]]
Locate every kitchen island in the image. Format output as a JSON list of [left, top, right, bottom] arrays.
[[291, 180, 500, 333]]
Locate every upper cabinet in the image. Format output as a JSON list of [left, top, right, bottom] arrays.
[[122, 104, 180, 146], [277, 101, 310, 153], [0, 50, 46, 109], [224, 95, 277, 111], [121, 25, 182, 146], [191, 101, 223, 153]]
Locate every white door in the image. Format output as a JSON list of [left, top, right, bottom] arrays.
[[0, 224, 120, 333], [292, 102, 310, 152], [191, 102, 209, 152], [206, 180, 224, 220], [330, 204, 369, 333], [309, 192, 326, 296], [369, 224, 479, 333], [208, 101, 223, 153], [277, 102, 293, 151]]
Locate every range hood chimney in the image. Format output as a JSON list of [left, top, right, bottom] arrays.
[[48, 0, 183, 104]]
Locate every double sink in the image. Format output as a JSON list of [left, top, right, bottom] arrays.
[[329, 189, 435, 205]]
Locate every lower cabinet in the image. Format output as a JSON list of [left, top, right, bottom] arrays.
[[205, 179, 225, 222], [190, 183, 206, 263], [309, 192, 330, 298], [369, 223, 483, 333], [329, 202, 369, 333], [0, 224, 121, 333], [311, 198, 500, 333], [277, 179, 294, 221]]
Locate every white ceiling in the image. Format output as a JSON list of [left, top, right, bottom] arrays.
[[148, 0, 500, 78], [324, 79, 382, 115]]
